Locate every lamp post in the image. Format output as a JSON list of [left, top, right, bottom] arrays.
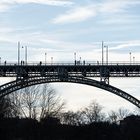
[[102, 41, 104, 65], [102, 41, 108, 65], [18, 41, 20, 65], [18, 42, 28, 65], [80, 57, 81, 64], [25, 46, 27, 65], [21, 46, 28, 65], [107, 46, 108, 65], [51, 57, 53, 65], [133, 56, 135, 64], [74, 52, 76, 65], [104, 45, 108, 65], [45, 52, 47, 65], [21, 46, 24, 64], [129, 52, 132, 64]]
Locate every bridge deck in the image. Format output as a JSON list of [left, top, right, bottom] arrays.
[[0, 62, 140, 77]]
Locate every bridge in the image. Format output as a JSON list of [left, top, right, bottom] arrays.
[[0, 61, 140, 108]]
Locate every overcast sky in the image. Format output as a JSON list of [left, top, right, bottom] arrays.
[[0, 0, 140, 112]]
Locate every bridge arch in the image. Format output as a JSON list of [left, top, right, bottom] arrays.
[[0, 75, 140, 108]]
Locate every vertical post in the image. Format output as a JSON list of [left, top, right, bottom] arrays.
[[22, 45, 27, 65], [102, 41, 104, 65], [51, 57, 53, 65], [133, 56, 135, 64], [106, 46, 108, 65], [45, 52, 47, 65], [25, 46, 27, 65], [18, 41, 20, 65], [21, 46, 24, 65], [80, 57, 81, 65], [74, 52, 76, 65], [74, 52, 76, 61], [129, 52, 131, 64]]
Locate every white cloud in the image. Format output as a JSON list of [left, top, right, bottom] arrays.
[[111, 40, 140, 51], [52, 0, 140, 24], [100, 0, 128, 13], [0, 0, 73, 12], [15, 0, 74, 6], [0, 2, 11, 12], [52, 5, 97, 24], [100, 0, 140, 14]]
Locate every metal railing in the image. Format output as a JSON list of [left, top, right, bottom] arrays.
[[0, 61, 140, 66]]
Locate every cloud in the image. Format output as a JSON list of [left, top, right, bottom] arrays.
[[0, 0, 73, 12], [100, 0, 140, 13], [52, 5, 97, 24], [100, 0, 128, 13], [52, 0, 140, 24], [110, 40, 140, 51], [15, 0, 74, 6], [0, 2, 12, 12]]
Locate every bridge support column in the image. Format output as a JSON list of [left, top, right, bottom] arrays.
[[100, 66, 110, 84], [58, 68, 68, 81], [100, 76, 109, 84]]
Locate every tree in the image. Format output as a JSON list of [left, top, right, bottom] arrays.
[[9, 85, 40, 119], [134, 107, 140, 115], [10, 84, 65, 120], [108, 108, 130, 123], [0, 96, 19, 118], [21, 85, 40, 119], [82, 100, 104, 124], [60, 110, 85, 126], [9, 92, 21, 117], [108, 110, 118, 123], [117, 108, 130, 120], [60, 100, 105, 125], [39, 84, 65, 119]]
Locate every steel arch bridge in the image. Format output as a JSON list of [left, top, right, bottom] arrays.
[[0, 75, 140, 108], [0, 62, 140, 108]]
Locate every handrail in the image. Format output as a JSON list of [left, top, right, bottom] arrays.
[[0, 61, 140, 66]]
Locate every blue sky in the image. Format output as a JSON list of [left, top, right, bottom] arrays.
[[0, 0, 140, 112]]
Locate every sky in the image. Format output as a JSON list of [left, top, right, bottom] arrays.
[[0, 0, 140, 113]]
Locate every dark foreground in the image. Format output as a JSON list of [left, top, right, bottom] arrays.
[[0, 115, 140, 140]]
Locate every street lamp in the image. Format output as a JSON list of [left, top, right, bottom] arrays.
[[18, 42, 28, 65], [129, 52, 132, 64], [45, 52, 47, 65], [74, 52, 76, 65], [51, 57, 53, 65], [80, 57, 81, 64], [18, 41, 20, 65], [25, 46, 27, 65], [22, 46, 28, 65], [133, 56, 135, 64], [104, 46, 108, 65], [21, 46, 24, 64], [102, 41, 108, 65], [102, 41, 104, 65]]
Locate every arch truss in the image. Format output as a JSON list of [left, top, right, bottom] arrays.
[[0, 75, 140, 108]]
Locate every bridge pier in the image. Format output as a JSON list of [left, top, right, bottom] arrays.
[[100, 66, 110, 84]]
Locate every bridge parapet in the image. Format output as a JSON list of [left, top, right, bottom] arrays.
[[1, 61, 140, 66]]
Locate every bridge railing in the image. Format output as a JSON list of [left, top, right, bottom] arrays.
[[1, 61, 140, 66]]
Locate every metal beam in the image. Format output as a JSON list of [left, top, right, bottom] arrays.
[[0, 75, 140, 108]]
